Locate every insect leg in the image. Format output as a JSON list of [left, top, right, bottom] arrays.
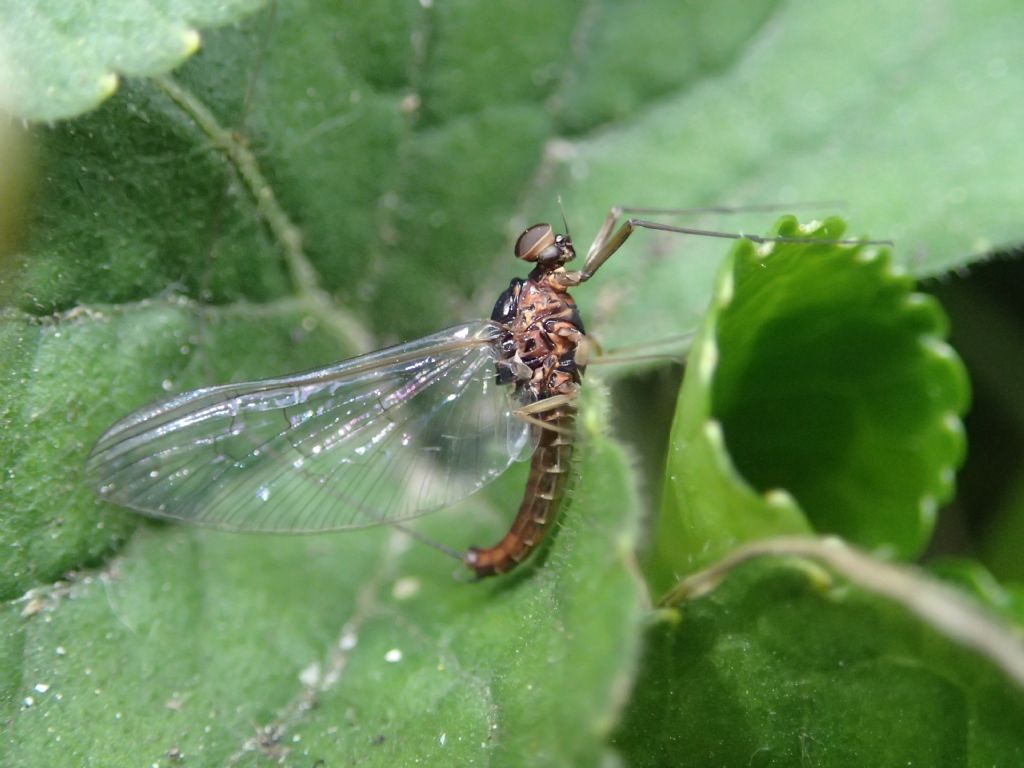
[[585, 331, 696, 368], [566, 218, 892, 285], [513, 393, 578, 434], [580, 201, 845, 265], [584, 206, 626, 263]]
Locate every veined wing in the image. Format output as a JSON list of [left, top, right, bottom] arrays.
[[86, 321, 532, 532]]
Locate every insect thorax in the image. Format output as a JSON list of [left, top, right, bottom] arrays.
[[490, 270, 586, 403]]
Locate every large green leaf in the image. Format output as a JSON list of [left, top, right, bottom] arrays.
[[3, 0, 1017, 600], [4, 388, 645, 767], [615, 539, 1024, 766], [2, 1, 1023, 765], [0, 0, 265, 121], [652, 218, 968, 588]]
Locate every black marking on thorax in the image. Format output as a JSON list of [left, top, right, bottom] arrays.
[[490, 275, 586, 397]]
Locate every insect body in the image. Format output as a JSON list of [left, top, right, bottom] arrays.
[[468, 224, 586, 575], [87, 220, 593, 578], [87, 207, 883, 576]]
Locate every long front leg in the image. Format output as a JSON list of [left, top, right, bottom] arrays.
[[562, 216, 893, 286], [581, 201, 839, 265], [585, 206, 626, 263]]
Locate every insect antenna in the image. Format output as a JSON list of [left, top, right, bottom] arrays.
[[557, 195, 571, 239]]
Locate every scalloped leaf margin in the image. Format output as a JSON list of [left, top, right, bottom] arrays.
[[652, 217, 969, 586]]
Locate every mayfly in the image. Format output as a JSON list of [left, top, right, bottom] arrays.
[[86, 207, 885, 576]]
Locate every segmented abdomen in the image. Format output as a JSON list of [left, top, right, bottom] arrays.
[[465, 405, 576, 577]]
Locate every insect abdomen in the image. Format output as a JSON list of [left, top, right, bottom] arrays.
[[465, 405, 576, 577]]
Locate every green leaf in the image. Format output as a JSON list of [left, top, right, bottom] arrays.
[[615, 542, 1024, 767], [3, 388, 645, 767], [653, 217, 968, 587], [0, 0, 266, 121], [11, 81, 293, 315], [2, 1, 1023, 764], [0, 301, 352, 599]]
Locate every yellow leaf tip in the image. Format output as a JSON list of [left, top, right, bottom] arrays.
[[99, 72, 119, 97], [182, 29, 201, 55]]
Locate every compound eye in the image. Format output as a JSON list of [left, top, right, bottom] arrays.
[[515, 223, 554, 262]]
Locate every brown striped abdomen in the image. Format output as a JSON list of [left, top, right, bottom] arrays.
[[464, 405, 576, 577]]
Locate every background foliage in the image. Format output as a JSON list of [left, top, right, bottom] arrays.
[[2, 1, 1023, 765]]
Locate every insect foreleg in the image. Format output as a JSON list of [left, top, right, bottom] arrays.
[[513, 392, 578, 434], [560, 207, 894, 287]]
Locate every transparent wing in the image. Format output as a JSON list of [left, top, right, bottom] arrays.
[[86, 321, 533, 532]]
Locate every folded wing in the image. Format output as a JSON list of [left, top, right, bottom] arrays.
[[86, 321, 530, 531]]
